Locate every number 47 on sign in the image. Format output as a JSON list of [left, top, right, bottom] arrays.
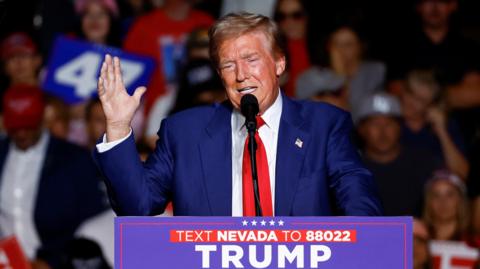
[[43, 37, 155, 104]]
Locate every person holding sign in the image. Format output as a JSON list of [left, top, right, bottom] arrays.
[[94, 12, 382, 217]]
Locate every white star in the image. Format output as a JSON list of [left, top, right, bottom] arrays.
[[242, 220, 248, 226], [269, 220, 275, 226], [260, 220, 267, 226], [278, 220, 284, 226], [251, 220, 257, 226]]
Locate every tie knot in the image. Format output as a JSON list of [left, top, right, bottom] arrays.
[[256, 116, 265, 128]]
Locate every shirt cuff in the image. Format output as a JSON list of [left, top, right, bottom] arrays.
[[96, 129, 132, 153]]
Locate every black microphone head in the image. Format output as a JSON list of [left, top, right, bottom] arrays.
[[240, 94, 259, 117], [240, 94, 259, 132]]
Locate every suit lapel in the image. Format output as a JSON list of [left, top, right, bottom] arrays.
[[275, 95, 310, 216], [198, 103, 233, 216]]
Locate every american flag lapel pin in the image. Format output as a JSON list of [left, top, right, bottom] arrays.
[[295, 138, 303, 148]]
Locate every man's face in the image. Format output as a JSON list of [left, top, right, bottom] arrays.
[[9, 127, 42, 151], [417, 0, 457, 29], [401, 82, 435, 120], [429, 180, 461, 222], [276, 0, 307, 40], [4, 53, 41, 84], [217, 31, 286, 114], [359, 115, 401, 155]]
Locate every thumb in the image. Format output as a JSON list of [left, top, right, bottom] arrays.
[[133, 86, 147, 102]]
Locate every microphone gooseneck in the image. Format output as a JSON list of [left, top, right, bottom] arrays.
[[240, 94, 263, 217]]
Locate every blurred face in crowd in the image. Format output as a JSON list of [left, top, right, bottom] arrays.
[[401, 81, 435, 120], [86, 102, 106, 144], [275, 0, 307, 40], [359, 115, 401, 157], [9, 127, 42, 151], [218, 31, 286, 114], [417, 0, 457, 29], [82, 1, 111, 44], [428, 180, 461, 222], [3, 53, 41, 85], [44, 101, 69, 139], [328, 27, 362, 64]]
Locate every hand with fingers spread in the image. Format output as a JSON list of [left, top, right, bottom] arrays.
[[98, 54, 146, 142]]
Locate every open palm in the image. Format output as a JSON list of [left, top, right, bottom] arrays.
[[98, 54, 146, 141]]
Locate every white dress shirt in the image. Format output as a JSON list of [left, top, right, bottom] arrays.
[[231, 92, 282, 216], [0, 131, 49, 258], [96, 92, 283, 217]]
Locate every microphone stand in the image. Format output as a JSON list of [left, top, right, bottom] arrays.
[[246, 122, 263, 217]]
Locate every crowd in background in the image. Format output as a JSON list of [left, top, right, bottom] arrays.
[[0, 0, 479, 268]]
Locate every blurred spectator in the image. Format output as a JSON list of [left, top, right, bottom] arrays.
[[357, 93, 439, 216], [85, 98, 106, 150], [388, 0, 480, 93], [220, 0, 275, 17], [171, 59, 224, 113], [144, 26, 223, 148], [387, 0, 480, 153], [423, 170, 469, 241], [123, 0, 214, 121], [273, 0, 310, 97], [43, 95, 70, 140], [308, 24, 385, 118], [295, 67, 348, 110], [1, 32, 42, 88], [401, 69, 469, 179], [74, 0, 122, 47], [413, 218, 432, 269], [0, 86, 107, 267]]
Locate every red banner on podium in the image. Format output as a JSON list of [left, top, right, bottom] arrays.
[[0, 237, 31, 269]]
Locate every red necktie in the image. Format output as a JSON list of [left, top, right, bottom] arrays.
[[242, 116, 273, 216]]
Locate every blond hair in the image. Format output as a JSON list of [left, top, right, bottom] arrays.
[[208, 12, 285, 67]]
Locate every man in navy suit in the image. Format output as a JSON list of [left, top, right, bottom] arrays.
[[94, 12, 382, 217], [0, 86, 107, 267]]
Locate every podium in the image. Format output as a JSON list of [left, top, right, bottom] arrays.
[[115, 216, 412, 268]]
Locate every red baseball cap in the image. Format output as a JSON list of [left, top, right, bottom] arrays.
[[3, 85, 45, 131], [1, 32, 37, 60]]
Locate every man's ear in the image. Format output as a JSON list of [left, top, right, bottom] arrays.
[[275, 55, 286, 76]]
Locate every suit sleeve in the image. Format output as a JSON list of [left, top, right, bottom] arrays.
[[93, 119, 174, 216], [326, 111, 383, 216]]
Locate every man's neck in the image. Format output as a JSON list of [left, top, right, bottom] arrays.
[[423, 25, 449, 44], [365, 145, 401, 164], [164, 1, 190, 21]]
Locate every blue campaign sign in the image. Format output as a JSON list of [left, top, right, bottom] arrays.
[[42, 36, 155, 104]]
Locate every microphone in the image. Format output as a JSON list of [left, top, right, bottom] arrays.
[[240, 94, 259, 134], [240, 94, 262, 216]]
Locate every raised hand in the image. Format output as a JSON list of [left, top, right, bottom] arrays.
[[98, 54, 146, 142]]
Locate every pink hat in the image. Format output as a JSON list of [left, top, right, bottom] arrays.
[[1, 32, 37, 60], [75, 0, 119, 17]]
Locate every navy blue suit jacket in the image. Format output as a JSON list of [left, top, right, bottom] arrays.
[[0, 135, 107, 267], [95, 95, 382, 216]]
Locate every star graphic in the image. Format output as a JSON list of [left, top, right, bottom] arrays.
[[278, 220, 284, 226], [242, 220, 248, 226], [260, 220, 267, 226], [251, 220, 257, 226], [269, 220, 275, 226]]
